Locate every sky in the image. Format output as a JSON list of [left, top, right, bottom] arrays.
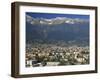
[[26, 12, 89, 19]]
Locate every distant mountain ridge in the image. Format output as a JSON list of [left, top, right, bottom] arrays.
[[26, 15, 89, 25], [26, 15, 89, 46]]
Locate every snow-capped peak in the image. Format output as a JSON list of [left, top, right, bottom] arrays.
[[26, 15, 89, 25]]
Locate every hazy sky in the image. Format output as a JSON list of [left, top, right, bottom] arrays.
[[26, 12, 89, 19]]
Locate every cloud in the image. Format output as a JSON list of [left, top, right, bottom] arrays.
[[26, 15, 89, 25]]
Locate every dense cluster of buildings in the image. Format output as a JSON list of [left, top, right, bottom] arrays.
[[25, 43, 89, 67]]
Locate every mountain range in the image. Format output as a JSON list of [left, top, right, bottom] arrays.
[[26, 14, 89, 45], [26, 15, 89, 25]]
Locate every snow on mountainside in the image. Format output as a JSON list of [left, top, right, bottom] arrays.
[[26, 15, 89, 25]]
